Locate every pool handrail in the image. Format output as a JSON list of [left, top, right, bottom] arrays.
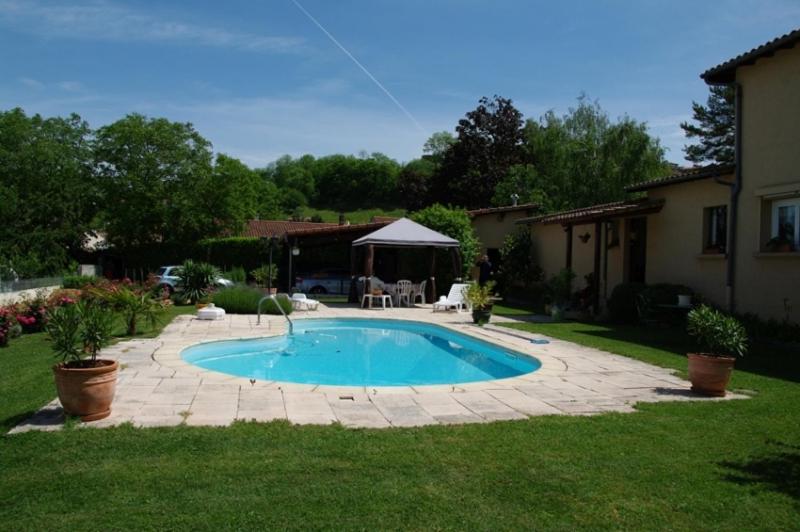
[[257, 293, 293, 334]]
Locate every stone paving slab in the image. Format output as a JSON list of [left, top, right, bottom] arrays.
[[9, 304, 747, 433]]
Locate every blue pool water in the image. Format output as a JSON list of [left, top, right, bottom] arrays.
[[182, 319, 541, 386]]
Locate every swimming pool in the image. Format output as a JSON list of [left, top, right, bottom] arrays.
[[182, 318, 541, 386]]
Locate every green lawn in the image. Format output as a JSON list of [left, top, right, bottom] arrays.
[[301, 207, 406, 224], [1, 316, 799, 529]]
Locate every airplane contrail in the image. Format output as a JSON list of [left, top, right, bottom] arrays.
[[290, 0, 427, 134]]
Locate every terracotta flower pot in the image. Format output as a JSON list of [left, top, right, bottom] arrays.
[[53, 359, 119, 421], [687, 353, 735, 397]]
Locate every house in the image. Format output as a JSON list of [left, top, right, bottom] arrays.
[[517, 28, 800, 323], [468, 203, 539, 269]]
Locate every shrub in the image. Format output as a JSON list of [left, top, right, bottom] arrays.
[[92, 284, 165, 336], [737, 312, 800, 344], [498, 227, 543, 297], [0, 307, 15, 347], [224, 266, 247, 284], [548, 268, 576, 306], [608, 282, 647, 323], [410, 204, 479, 278], [465, 281, 495, 311], [62, 274, 98, 289], [13, 295, 48, 334], [212, 286, 292, 315], [177, 260, 220, 304], [687, 305, 748, 357], [197, 237, 272, 272]]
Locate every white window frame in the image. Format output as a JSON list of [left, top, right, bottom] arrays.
[[771, 197, 800, 246]]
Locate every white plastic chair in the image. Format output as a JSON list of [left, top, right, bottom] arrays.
[[395, 280, 412, 307], [412, 280, 427, 305], [432, 283, 469, 312], [291, 293, 319, 311]]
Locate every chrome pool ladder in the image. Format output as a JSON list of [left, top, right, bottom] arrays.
[[257, 293, 293, 334]]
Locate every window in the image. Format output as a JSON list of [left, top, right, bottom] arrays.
[[704, 206, 727, 253], [771, 198, 800, 250]]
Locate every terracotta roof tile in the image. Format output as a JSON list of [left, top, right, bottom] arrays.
[[240, 220, 337, 238], [517, 198, 665, 226], [467, 203, 539, 217], [702, 27, 800, 84], [626, 164, 735, 192]]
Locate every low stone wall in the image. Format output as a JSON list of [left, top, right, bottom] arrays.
[[0, 286, 60, 305]]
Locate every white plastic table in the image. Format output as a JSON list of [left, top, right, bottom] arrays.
[[361, 294, 394, 310]]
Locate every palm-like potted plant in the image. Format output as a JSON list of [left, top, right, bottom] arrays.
[[177, 260, 220, 305], [465, 281, 495, 325], [93, 285, 165, 336], [686, 305, 748, 397], [47, 300, 117, 421]]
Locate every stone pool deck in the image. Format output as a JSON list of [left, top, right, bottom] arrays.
[[11, 304, 744, 433]]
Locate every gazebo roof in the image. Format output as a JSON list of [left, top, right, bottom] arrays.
[[352, 217, 459, 248]]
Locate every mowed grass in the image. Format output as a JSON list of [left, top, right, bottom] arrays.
[[1, 316, 799, 529], [302, 207, 406, 224]]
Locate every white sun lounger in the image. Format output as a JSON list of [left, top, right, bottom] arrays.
[[432, 283, 469, 312], [291, 293, 319, 311]]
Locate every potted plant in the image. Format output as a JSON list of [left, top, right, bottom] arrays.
[[47, 300, 117, 421], [465, 281, 495, 325], [686, 305, 748, 397], [766, 235, 795, 253], [251, 264, 279, 293]]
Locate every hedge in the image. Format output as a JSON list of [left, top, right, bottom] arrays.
[[211, 286, 292, 315]]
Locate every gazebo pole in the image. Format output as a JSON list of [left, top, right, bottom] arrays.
[[428, 246, 436, 303], [593, 221, 602, 314], [349, 245, 358, 303], [451, 248, 463, 282], [364, 244, 374, 303]]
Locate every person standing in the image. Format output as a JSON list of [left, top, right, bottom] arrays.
[[478, 254, 493, 286]]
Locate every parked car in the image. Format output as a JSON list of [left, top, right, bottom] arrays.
[[155, 265, 233, 293], [294, 268, 351, 295]]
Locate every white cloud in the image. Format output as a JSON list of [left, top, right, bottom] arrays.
[[18, 77, 44, 90], [57, 81, 83, 92], [0, 0, 305, 53]]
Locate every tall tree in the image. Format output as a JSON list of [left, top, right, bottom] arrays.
[[94, 114, 215, 249], [516, 96, 668, 211], [431, 96, 525, 208], [680, 85, 735, 165], [422, 131, 456, 161], [0, 108, 98, 276], [398, 158, 436, 210]]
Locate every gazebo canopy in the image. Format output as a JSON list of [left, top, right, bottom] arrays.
[[352, 218, 459, 248]]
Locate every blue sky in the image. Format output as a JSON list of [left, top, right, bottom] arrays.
[[1, 0, 798, 167]]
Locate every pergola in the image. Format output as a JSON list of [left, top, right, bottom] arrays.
[[350, 218, 462, 303]]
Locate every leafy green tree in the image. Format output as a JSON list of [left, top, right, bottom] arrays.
[[491, 164, 549, 208], [206, 154, 269, 234], [398, 158, 436, 210], [94, 114, 216, 249], [410, 204, 478, 277], [312, 153, 401, 211], [0, 108, 98, 277], [524, 96, 668, 211], [432, 96, 525, 208], [680, 85, 735, 165], [422, 131, 456, 161]]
